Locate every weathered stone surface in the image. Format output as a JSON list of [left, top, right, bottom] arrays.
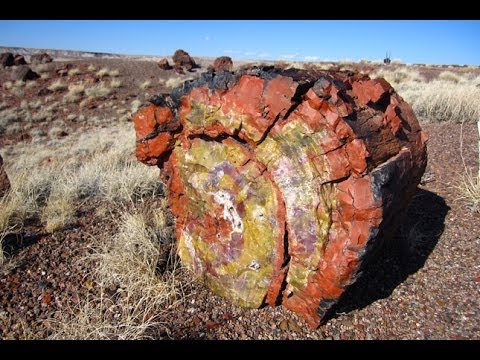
[[56, 63, 73, 77], [10, 65, 40, 81], [211, 56, 233, 71], [158, 58, 172, 70], [0, 155, 10, 198], [30, 53, 53, 64], [0, 52, 14, 67], [133, 66, 428, 327], [172, 49, 197, 73], [13, 55, 27, 65]]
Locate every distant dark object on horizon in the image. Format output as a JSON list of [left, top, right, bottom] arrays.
[[384, 51, 391, 65]]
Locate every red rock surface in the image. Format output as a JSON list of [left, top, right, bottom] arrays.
[[133, 66, 427, 327]]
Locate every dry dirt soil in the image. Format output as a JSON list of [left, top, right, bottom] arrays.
[[0, 56, 479, 339]]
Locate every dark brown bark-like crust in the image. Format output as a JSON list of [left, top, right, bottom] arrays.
[[133, 66, 428, 327], [0, 155, 10, 198]]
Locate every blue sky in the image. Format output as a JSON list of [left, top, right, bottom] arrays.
[[0, 20, 479, 65]]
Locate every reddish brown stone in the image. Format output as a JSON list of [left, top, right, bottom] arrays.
[[211, 56, 233, 71], [132, 66, 427, 327], [172, 49, 197, 72], [157, 58, 172, 70], [30, 53, 53, 64], [10, 65, 39, 81], [0, 52, 14, 67], [13, 55, 27, 65], [0, 155, 10, 198]]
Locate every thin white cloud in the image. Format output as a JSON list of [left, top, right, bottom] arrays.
[[304, 55, 319, 61], [204, 36, 211, 41], [257, 52, 270, 58], [280, 53, 299, 60], [244, 51, 257, 56], [223, 49, 241, 54]]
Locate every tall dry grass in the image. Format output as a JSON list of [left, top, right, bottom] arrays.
[[49, 200, 185, 339], [371, 68, 480, 123], [0, 124, 162, 236]]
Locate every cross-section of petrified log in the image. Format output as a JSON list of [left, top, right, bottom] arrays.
[[133, 66, 428, 327]]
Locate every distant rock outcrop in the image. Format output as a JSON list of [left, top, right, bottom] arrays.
[[0, 155, 10, 198], [0, 52, 14, 67], [11, 65, 40, 81], [172, 49, 197, 74], [211, 56, 233, 71], [30, 53, 53, 64], [158, 58, 172, 70]]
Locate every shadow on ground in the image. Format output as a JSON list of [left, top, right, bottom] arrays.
[[324, 188, 449, 322]]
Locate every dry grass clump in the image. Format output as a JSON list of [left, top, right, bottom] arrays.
[[68, 68, 82, 77], [396, 80, 480, 123], [48, 80, 68, 92], [49, 200, 184, 339], [10, 87, 24, 97], [3, 81, 13, 90], [139, 80, 152, 90], [96, 68, 111, 78], [95, 68, 120, 78], [34, 64, 50, 74], [438, 71, 462, 83], [371, 67, 480, 123], [41, 195, 75, 233], [110, 79, 122, 88], [165, 76, 185, 89], [87, 64, 96, 72], [109, 69, 120, 77], [372, 67, 424, 85], [63, 83, 86, 104], [457, 121, 480, 210], [85, 83, 112, 99], [1, 124, 162, 239], [31, 107, 56, 123], [26, 81, 38, 89], [458, 170, 480, 210]]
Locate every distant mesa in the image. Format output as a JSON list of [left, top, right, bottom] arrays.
[[210, 56, 233, 72], [172, 49, 197, 74], [157, 58, 172, 70], [30, 53, 53, 65]]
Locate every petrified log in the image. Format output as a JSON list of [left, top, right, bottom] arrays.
[[133, 66, 428, 327], [10, 65, 39, 81], [172, 49, 197, 73]]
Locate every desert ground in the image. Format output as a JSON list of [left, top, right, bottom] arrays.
[[0, 50, 479, 339]]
